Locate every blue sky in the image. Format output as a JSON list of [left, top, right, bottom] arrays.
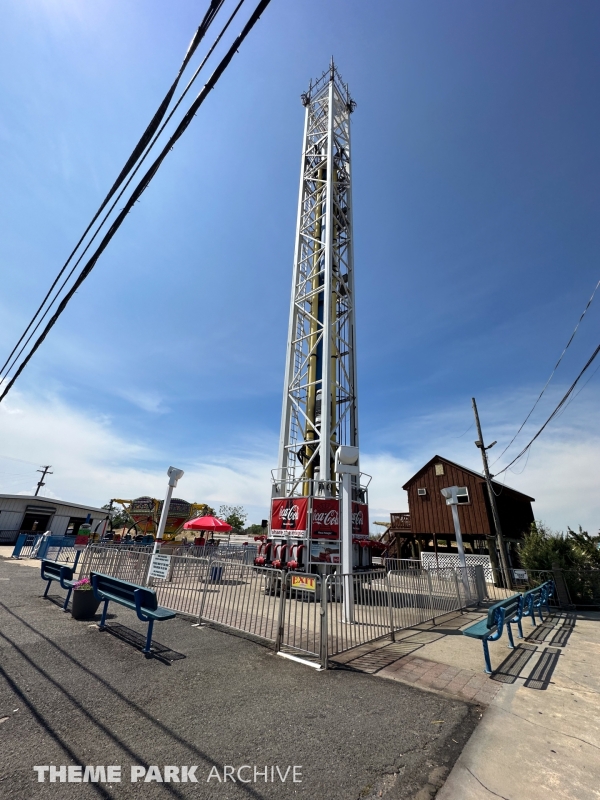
[[0, 0, 599, 532]]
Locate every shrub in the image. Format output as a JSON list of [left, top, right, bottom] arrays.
[[519, 521, 600, 571]]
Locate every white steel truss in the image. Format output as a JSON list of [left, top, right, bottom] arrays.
[[275, 62, 358, 498]]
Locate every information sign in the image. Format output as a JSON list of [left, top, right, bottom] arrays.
[[149, 554, 171, 580]]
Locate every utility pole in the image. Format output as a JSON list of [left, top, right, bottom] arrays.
[[471, 398, 512, 590], [35, 465, 53, 497]]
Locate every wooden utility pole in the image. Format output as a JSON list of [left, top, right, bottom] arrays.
[[35, 465, 53, 497], [471, 399, 512, 589]]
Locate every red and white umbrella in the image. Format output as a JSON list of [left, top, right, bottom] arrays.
[[183, 515, 232, 532]]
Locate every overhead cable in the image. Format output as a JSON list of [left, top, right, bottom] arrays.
[[0, 0, 227, 381], [0, 0, 273, 403], [0, 0, 247, 383], [491, 276, 600, 466], [493, 340, 600, 477]]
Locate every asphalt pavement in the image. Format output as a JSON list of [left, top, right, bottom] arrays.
[[0, 556, 480, 800]]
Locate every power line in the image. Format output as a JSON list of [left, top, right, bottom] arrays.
[[0, 0, 227, 382], [0, 0, 249, 386], [491, 277, 600, 466], [0, 0, 272, 404], [494, 340, 600, 477]]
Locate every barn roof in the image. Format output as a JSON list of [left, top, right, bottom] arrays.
[[402, 455, 535, 502]]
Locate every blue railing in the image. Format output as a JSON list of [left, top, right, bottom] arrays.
[[12, 534, 79, 563]]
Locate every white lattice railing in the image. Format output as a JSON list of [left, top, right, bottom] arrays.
[[420, 552, 493, 582]]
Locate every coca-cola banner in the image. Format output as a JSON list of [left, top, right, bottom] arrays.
[[352, 502, 369, 538], [311, 498, 340, 539], [270, 497, 308, 537]]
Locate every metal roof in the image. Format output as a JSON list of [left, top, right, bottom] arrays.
[[0, 494, 106, 514]]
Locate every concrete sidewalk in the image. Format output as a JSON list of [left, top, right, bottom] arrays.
[[337, 606, 600, 799]]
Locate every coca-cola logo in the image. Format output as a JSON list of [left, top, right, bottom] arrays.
[[352, 511, 363, 526], [279, 505, 299, 522], [312, 509, 339, 526]]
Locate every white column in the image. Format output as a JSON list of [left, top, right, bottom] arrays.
[[152, 467, 184, 556], [340, 470, 354, 623], [335, 446, 359, 624]]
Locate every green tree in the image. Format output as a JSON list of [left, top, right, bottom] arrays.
[[219, 504, 247, 532], [519, 520, 600, 571], [566, 526, 600, 568], [244, 523, 266, 537], [102, 503, 130, 530], [194, 503, 215, 518]]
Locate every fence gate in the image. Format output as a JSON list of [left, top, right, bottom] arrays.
[[279, 572, 324, 667], [198, 562, 285, 644]]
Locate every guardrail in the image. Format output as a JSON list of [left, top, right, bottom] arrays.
[[78, 546, 486, 667], [12, 533, 79, 562], [173, 543, 257, 563]]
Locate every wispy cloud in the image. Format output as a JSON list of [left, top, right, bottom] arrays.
[[1, 383, 598, 532], [115, 388, 170, 415]]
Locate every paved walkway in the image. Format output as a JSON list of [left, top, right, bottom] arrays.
[[335, 606, 600, 799], [0, 554, 477, 800], [5, 547, 599, 799]]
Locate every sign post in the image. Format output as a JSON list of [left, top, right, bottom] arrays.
[[148, 466, 184, 585]]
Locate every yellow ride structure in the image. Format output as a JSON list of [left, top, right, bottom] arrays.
[[112, 496, 213, 541]]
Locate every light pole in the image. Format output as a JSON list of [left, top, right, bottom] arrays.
[[440, 487, 467, 569], [440, 486, 471, 599], [335, 445, 359, 624], [152, 466, 184, 556]]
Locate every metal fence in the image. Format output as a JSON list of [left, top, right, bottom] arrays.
[[12, 533, 79, 563], [76, 546, 487, 667], [79, 546, 152, 584], [199, 561, 285, 643], [388, 566, 478, 631], [325, 570, 392, 658], [173, 543, 257, 564], [281, 573, 324, 662], [559, 570, 600, 608]]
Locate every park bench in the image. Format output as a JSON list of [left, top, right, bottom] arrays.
[[41, 559, 76, 611], [522, 580, 555, 625], [90, 572, 176, 654], [463, 594, 523, 674]]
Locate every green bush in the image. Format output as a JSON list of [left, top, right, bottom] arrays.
[[519, 521, 600, 571]]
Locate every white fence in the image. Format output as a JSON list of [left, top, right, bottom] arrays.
[[420, 552, 493, 581]]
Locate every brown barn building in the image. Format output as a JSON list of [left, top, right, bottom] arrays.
[[386, 455, 534, 571]]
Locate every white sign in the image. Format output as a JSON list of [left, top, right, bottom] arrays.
[[513, 569, 528, 580], [149, 554, 171, 580]]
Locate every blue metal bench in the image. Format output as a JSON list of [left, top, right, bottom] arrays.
[[90, 572, 176, 654], [463, 594, 523, 674], [41, 559, 77, 611], [522, 580, 555, 626]]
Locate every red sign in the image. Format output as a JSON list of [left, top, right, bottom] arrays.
[[352, 502, 369, 538], [74, 534, 90, 551], [311, 498, 340, 539], [270, 498, 308, 537]]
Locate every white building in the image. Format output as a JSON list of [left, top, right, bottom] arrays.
[[0, 494, 107, 545]]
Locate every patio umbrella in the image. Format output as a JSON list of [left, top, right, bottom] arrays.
[[183, 515, 232, 532]]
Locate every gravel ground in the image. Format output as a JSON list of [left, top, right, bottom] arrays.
[[0, 556, 480, 800]]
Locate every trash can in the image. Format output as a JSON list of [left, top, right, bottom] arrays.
[[210, 566, 223, 584]]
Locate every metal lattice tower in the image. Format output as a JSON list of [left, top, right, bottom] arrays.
[[275, 62, 358, 499]]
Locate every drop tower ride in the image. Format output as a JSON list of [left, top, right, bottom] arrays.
[[259, 62, 372, 576]]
